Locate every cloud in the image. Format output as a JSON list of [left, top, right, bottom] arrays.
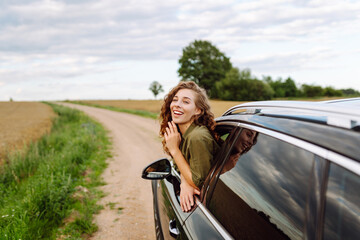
[[0, 54, 118, 83], [1, 0, 360, 99], [1, 0, 359, 59], [234, 48, 339, 72]]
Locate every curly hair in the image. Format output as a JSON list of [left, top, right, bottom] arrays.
[[159, 81, 219, 155]]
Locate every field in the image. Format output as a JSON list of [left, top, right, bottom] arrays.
[[0, 102, 56, 163], [76, 99, 248, 118], [0, 104, 110, 238]]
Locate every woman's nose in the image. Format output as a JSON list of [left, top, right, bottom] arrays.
[[174, 102, 182, 108]]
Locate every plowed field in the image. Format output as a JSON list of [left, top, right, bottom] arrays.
[[0, 102, 56, 163]]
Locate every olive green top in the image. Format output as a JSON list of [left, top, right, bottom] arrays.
[[177, 123, 220, 188]]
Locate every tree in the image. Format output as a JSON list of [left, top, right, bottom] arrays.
[[264, 76, 298, 98], [301, 84, 324, 97], [323, 86, 343, 97], [149, 81, 164, 99], [264, 77, 285, 98], [341, 88, 360, 96], [178, 40, 232, 98], [216, 67, 274, 101], [283, 77, 298, 97]]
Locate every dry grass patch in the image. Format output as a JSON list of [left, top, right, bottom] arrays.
[[0, 102, 56, 163]]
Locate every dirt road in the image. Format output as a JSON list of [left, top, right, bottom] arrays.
[[59, 102, 166, 239]]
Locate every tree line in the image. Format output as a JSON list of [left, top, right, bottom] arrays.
[[172, 40, 360, 101]]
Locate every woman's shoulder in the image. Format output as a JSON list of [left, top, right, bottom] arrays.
[[188, 124, 212, 141]]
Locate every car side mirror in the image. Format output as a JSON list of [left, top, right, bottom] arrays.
[[141, 158, 171, 180]]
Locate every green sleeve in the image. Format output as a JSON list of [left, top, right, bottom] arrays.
[[188, 133, 214, 187]]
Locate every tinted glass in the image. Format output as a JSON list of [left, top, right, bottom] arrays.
[[208, 129, 314, 239], [323, 163, 360, 240]]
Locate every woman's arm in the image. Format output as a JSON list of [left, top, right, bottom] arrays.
[[164, 121, 200, 212], [180, 174, 200, 212], [171, 147, 198, 189], [164, 121, 197, 188]]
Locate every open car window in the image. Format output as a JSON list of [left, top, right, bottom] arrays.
[[200, 124, 239, 201]]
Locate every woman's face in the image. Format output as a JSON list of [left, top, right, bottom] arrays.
[[233, 129, 257, 154], [170, 89, 201, 126]]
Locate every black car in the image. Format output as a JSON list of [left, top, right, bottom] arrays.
[[142, 98, 360, 240]]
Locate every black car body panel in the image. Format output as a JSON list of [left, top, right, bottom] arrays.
[[157, 176, 190, 239]]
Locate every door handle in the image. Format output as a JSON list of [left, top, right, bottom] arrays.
[[169, 219, 180, 238]]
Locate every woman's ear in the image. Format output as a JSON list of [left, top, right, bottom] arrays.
[[195, 108, 201, 116]]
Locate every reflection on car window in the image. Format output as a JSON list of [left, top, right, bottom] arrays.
[[323, 163, 360, 240], [208, 130, 314, 240]]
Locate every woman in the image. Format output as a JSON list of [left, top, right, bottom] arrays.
[[160, 81, 220, 212]]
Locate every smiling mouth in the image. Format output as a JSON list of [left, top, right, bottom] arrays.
[[173, 110, 183, 116]]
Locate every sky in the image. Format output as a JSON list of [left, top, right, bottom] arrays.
[[1, 0, 360, 101]]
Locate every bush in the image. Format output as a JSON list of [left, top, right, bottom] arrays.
[[301, 84, 324, 98], [216, 67, 274, 101]]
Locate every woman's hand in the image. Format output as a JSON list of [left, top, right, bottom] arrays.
[[180, 179, 200, 212], [164, 121, 181, 156]]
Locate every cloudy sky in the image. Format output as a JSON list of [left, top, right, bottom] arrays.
[[1, 0, 360, 101]]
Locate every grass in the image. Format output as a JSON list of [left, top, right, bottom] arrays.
[[0, 103, 111, 239], [65, 100, 158, 119]]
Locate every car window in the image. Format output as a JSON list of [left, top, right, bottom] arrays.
[[208, 129, 314, 240], [323, 163, 360, 240]]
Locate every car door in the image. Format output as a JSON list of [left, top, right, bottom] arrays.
[[155, 122, 238, 239], [155, 167, 191, 239]]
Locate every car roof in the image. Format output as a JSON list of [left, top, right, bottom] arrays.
[[321, 97, 360, 107], [221, 98, 360, 131]]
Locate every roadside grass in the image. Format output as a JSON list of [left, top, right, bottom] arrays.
[[65, 100, 158, 119], [0, 103, 111, 239]]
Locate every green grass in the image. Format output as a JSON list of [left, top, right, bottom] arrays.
[[0, 103, 111, 239], [65, 100, 158, 119]]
